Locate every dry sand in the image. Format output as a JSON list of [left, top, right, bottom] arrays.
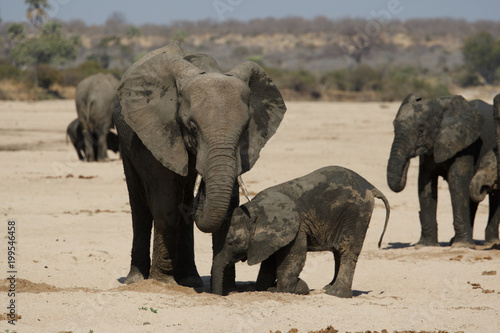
[[0, 99, 499, 333]]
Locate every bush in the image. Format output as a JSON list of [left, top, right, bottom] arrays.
[[0, 60, 22, 80], [38, 64, 64, 89], [63, 61, 105, 86], [320, 65, 450, 101], [380, 66, 450, 101]]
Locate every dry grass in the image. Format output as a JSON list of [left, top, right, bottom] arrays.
[[0, 80, 76, 101]]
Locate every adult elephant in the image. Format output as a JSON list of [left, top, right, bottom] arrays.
[[75, 72, 119, 162], [113, 42, 286, 288], [387, 94, 494, 248], [468, 94, 500, 245]]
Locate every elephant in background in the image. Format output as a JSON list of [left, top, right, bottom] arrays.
[[387, 94, 495, 248], [75, 72, 119, 162], [66, 118, 119, 161], [468, 94, 500, 245], [211, 166, 390, 298], [113, 42, 286, 288]]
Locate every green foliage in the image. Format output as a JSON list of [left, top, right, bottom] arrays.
[[174, 29, 188, 43], [7, 23, 26, 44], [0, 60, 22, 80], [62, 60, 106, 86], [126, 26, 142, 41], [25, 0, 50, 28], [247, 55, 264, 66], [462, 31, 500, 84], [9, 20, 79, 66], [86, 54, 111, 69], [37, 63, 63, 88], [319, 65, 449, 101]]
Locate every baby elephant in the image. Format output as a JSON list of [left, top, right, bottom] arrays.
[[66, 118, 120, 161], [211, 166, 390, 298]]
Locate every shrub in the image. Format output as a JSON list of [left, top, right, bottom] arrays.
[[63, 61, 105, 86], [38, 64, 64, 89], [0, 60, 22, 80]]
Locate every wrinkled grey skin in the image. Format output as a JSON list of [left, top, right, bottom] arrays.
[[75, 73, 119, 162], [66, 118, 119, 161], [113, 42, 286, 288], [468, 94, 500, 245], [212, 166, 390, 298], [387, 94, 494, 248]]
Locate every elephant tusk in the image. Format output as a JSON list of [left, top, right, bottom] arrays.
[[193, 174, 202, 198], [237, 176, 252, 202]]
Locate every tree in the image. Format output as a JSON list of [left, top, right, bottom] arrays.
[[9, 20, 80, 85], [462, 31, 500, 84], [7, 23, 27, 46], [126, 26, 142, 61], [25, 0, 51, 87]]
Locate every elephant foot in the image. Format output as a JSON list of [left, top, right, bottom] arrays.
[[175, 273, 203, 289], [450, 235, 475, 249], [324, 285, 352, 298], [294, 278, 310, 295], [451, 240, 475, 249], [484, 237, 500, 247], [124, 266, 148, 284], [415, 236, 439, 249], [149, 271, 177, 284]]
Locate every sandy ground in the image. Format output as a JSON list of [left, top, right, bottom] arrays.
[[0, 99, 499, 333]]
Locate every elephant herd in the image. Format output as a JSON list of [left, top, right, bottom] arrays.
[[66, 41, 500, 298]]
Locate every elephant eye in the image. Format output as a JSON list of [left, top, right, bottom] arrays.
[[187, 121, 199, 149]]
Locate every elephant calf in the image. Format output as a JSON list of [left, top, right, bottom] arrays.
[[66, 118, 119, 161], [211, 166, 390, 298]]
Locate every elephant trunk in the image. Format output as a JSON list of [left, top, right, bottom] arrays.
[[494, 94, 500, 182], [194, 146, 237, 233], [470, 169, 491, 203], [387, 136, 410, 193]]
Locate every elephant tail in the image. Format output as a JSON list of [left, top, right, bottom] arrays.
[[372, 188, 390, 249]]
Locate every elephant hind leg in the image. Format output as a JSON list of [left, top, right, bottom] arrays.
[[82, 130, 96, 162], [325, 250, 358, 298], [323, 251, 340, 290], [122, 154, 153, 284], [325, 208, 370, 298]]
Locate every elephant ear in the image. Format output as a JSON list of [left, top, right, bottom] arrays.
[[226, 61, 287, 173], [247, 192, 300, 266], [183, 54, 222, 73], [116, 43, 201, 176], [434, 96, 485, 164]]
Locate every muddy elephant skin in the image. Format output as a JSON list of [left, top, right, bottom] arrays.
[[113, 42, 286, 288], [211, 166, 390, 298], [387, 94, 494, 248]]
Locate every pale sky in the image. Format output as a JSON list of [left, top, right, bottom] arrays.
[[2, 0, 500, 25]]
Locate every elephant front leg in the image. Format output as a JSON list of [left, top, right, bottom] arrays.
[[417, 156, 439, 247], [256, 257, 277, 291], [448, 157, 475, 248], [122, 156, 153, 284], [210, 251, 233, 295], [150, 227, 177, 284], [486, 191, 500, 245], [274, 231, 309, 295]]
